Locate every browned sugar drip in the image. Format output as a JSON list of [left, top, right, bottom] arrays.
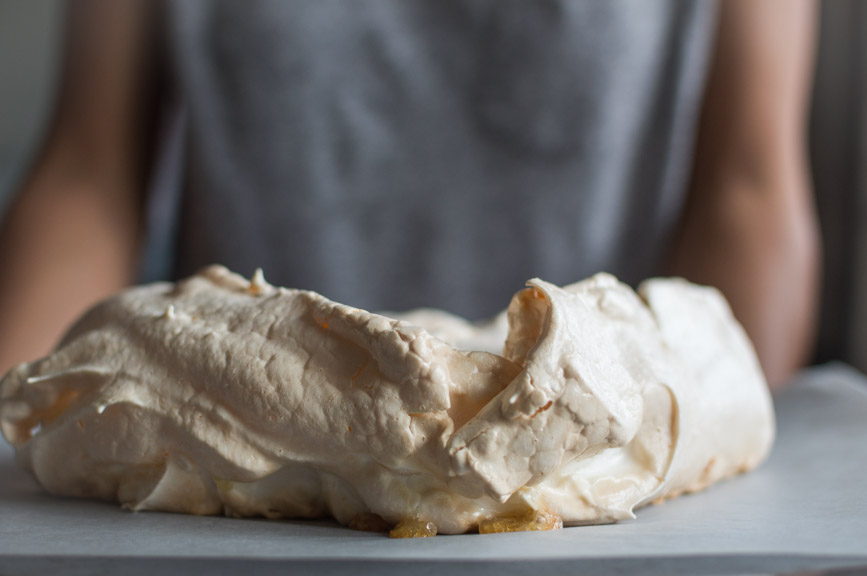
[[478, 509, 563, 534], [389, 518, 438, 538]]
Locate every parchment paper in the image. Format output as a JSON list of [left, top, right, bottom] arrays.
[[1, 363, 866, 575]]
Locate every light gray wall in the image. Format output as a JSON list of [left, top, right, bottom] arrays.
[[0, 0, 62, 213]]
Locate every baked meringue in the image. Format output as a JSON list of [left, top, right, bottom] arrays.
[[0, 266, 774, 535]]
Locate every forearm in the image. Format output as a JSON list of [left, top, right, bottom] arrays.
[[0, 0, 158, 376], [0, 168, 142, 375], [670, 0, 819, 390], [669, 170, 820, 390]]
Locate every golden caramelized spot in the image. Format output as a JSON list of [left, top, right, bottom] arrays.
[[529, 400, 553, 419], [349, 513, 390, 533], [214, 478, 234, 494], [347, 425, 352, 432], [524, 287, 545, 301], [248, 268, 267, 295], [478, 509, 563, 534], [351, 360, 368, 386], [700, 457, 717, 481], [14, 388, 80, 442], [389, 518, 438, 538]]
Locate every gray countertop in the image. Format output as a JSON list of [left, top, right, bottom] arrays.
[[2, 363, 866, 575]]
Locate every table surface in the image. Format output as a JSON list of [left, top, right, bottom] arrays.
[[1, 363, 866, 576]]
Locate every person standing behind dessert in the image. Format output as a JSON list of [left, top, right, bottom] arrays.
[[0, 0, 820, 389]]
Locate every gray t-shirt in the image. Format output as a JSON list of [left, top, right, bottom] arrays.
[[147, 0, 716, 319]]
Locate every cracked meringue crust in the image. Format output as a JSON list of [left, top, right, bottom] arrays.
[[0, 266, 774, 535]]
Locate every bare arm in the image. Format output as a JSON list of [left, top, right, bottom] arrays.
[[0, 0, 158, 375], [670, 0, 820, 390]]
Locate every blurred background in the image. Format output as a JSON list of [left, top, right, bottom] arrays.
[[0, 0, 866, 374], [0, 0, 60, 217]]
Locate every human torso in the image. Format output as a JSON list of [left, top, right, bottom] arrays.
[[149, 0, 715, 318]]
